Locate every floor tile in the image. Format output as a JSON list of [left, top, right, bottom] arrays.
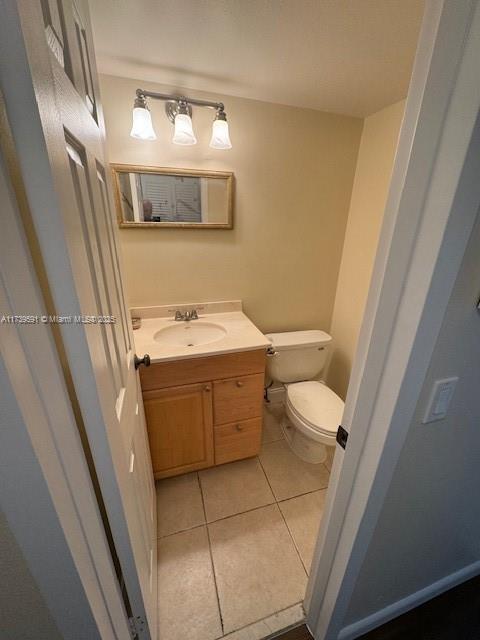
[[262, 404, 284, 443], [156, 472, 205, 537], [279, 490, 327, 572], [222, 603, 305, 640], [157, 526, 222, 640], [208, 504, 307, 634], [324, 446, 335, 472], [259, 439, 330, 501], [199, 458, 275, 522]]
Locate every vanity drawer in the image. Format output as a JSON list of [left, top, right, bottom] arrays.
[[213, 373, 264, 425], [214, 417, 262, 465]]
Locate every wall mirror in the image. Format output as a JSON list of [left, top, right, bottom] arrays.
[[112, 164, 233, 229]]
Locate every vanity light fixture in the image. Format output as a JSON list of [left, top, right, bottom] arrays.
[[209, 108, 232, 149], [130, 88, 232, 149], [130, 94, 157, 140], [172, 100, 197, 146]]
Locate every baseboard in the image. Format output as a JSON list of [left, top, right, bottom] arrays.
[[338, 560, 480, 640]]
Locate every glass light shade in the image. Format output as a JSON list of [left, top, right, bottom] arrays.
[[209, 119, 232, 149], [172, 113, 197, 145], [130, 106, 156, 140]]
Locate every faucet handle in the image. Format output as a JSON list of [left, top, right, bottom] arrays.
[[174, 310, 184, 321], [190, 309, 199, 320]]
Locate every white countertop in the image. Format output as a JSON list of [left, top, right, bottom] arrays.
[[132, 310, 270, 363]]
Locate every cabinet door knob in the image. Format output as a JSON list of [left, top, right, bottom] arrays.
[[204, 385, 211, 392], [236, 380, 244, 388], [235, 423, 244, 431]]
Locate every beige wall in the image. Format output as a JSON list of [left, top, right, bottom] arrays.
[[328, 100, 405, 398], [100, 74, 362, 332]]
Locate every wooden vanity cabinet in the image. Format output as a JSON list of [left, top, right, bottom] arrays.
[[140, 349, 266, 479]]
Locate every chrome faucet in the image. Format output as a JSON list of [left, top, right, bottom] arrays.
[[174, 309, 199, 321]]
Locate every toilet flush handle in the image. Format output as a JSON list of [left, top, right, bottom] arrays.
[[266, 346, 278, 357]]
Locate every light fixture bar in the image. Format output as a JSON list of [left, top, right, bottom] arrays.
[[135, 88, 224, 112]]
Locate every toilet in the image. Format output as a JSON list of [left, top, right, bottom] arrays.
[[265, 330, 344, 464]]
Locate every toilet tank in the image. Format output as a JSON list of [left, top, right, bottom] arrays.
[[265, 330, 332, 383]]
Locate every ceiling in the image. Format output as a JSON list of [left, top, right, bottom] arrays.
[[89, 0, 424, 118]]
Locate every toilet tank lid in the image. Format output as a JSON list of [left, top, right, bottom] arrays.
[[265, 330, 332, 351]]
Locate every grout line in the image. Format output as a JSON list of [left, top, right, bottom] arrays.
[[275, 500, 309, 578], [276, 483, 330, 504], [196, 471, 207, 522], [158, 521, 206, 540], [199, 471, 225, 635], [207, 499, 277, 527], [256, 456, 308, 574], [257, 454, 279, 503]]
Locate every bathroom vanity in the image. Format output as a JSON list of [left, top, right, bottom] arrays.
[[133, 302, 270, 479]]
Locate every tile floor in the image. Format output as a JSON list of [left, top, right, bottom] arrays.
[[156, 402, 332, 640]]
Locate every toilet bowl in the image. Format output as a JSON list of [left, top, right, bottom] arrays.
[[284, 380, 343, 463], [265, 330, 344, 463]]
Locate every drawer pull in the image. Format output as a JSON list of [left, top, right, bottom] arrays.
[[235, 423, 244, 431], [204, 385, 211, 392], [236, 380, 244, 388]]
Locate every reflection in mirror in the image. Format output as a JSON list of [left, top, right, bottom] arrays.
[[112, 165, 233, 228]]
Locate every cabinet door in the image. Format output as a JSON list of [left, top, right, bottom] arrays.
[[143, 383, 213, 479]]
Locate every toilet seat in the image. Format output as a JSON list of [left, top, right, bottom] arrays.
[[286, 381, 344, 439]]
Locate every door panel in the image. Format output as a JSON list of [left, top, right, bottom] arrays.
[[65, 138, 123, 408], [7, 1, 157, 637], [40, 0, 67, 69]]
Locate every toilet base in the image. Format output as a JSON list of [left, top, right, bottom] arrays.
[[281, 419, 328, 464]]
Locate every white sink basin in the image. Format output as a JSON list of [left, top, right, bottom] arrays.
[[153, 321, 227, 347]]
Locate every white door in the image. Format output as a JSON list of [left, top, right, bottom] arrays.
[[1, 1, 156, 637]]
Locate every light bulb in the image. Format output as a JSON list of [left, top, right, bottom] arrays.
[[130, 106, 156, 140], [172, 113, 197, 145], [209, 118, 232, 150]]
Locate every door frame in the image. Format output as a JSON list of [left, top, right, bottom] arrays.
[[305, 1, 480, 638]]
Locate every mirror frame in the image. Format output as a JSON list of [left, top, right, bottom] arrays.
[[111, 163, 234, 229]]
